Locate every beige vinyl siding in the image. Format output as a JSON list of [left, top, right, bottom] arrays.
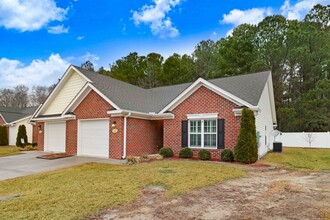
[[44, 73, 86, 115], [255, 76, 275, 158], [9, 117, 33, 146]]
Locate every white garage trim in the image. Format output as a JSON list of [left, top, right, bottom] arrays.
[[44, 122, 66, 152], [77, 118, 110, 158]]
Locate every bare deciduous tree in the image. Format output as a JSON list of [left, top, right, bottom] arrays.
[[0, 88, 14, 107], [30, 86, 50, 106], [13, 85, 29, 108]]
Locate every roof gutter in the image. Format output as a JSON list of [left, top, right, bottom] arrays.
[[107, 109, 174, 120], [122, 112, 131, 159], [32, 114, 76, 122], [233, 107, 260, 116]]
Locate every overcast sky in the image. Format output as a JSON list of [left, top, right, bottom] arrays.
[[0, 0, 328, 88]]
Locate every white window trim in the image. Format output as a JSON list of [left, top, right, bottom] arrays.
[[187, 113, 218, 120], [188, 115, 218, 149]]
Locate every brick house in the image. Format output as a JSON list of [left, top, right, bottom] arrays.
[[31, 65, 276, 159], [0, 106, 38, 145]]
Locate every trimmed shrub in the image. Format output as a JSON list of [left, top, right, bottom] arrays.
[[0, 126, 8, 146], [16, 125, 28, 147], [198, 149, 211, 160], [32, 142, 38, 147], [221, 149, 234, 162], [159, 147, 174, 158], [234, 108, 258, 164], [179, 148, 193, 158]]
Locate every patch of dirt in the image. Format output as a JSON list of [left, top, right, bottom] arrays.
[[36, 153, 74, 160], [90, 167, 330, 220]]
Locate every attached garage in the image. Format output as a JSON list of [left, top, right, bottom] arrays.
[[45, 122, 66, 152], [78, 119, 109, 158]]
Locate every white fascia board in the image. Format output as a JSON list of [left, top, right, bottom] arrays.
[[61, 83, 91, 116], [62, 82, 121, 116], [28, 104, 42, 124], [267, 74, 277, 123], [88, 83, 121, 110], [107, 109, 174, 120], [71, 66, 93, 83], [34, 65, 90, 117], [233, 107, 260, 116], [187, 113, 218, 119], [33, 115, 76, 122], [159, 78, 255, 114]]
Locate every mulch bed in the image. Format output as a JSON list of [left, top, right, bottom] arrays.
[[37, 153, 74, 160]]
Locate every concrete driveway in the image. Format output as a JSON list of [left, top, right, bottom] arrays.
[[0, 151, 126, 181]]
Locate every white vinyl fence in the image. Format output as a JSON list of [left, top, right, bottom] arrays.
[[276, 132, 330, 148]]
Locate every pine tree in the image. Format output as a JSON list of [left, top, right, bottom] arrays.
[[0, 126, 8, 146], [16, 125, 28, 147], [234, 108, 258, 163]]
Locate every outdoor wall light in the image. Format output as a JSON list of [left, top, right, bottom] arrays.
[[38, 125, 43, 134], [111, 121, 118, 133]]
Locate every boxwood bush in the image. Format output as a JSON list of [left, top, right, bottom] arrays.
[[221, 149, 234, 162], [159, 147, 174, 158], [198, 149, 211, 160], [179, 148, 193, 158]]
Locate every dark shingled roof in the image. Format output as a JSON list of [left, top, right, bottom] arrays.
[[0, 106, 38, 123], [75, 66, 270, 113]]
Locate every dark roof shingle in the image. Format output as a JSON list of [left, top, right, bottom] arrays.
[[75, 66, 270, 113], [0, 106, 38, 123]]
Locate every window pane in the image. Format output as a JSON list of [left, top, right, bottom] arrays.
[[204, 119, 216, 133], [197, 120, 201, 133], [190, 120, 201, 133], [190, 134, 201, 147], [204, 134, 216, 148]]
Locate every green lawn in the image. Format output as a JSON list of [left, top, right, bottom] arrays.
[[262, 147, 330, 171], [0, 161, 245, 220], [0, 146, 20, 157]]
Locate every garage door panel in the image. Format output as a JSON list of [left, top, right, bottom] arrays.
[[45, 122, 66, 152], [78, 119, 109, 157]]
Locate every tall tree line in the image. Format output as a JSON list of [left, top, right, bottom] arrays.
[[89, 4, 329, 132], [0, 85, 55, 108]]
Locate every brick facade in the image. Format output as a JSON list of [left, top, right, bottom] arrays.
[[0, 115, 5, 125], [66, 90, 114, 155], [126, 119, 162, 157], [36, 89, 163, 159], [32, 125, 38, 143], [163, 86, 241, 159], [37, 122, 44, 151]]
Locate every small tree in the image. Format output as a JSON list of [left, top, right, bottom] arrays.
[[234, 108, 258, 163], [0, 126, 8, 146], [16, 125, 28, 147]]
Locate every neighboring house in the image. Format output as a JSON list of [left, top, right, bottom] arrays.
[[31, 65, 276, 159], [0, 106, 38, 145]]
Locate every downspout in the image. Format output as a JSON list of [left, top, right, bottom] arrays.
[[122, 112, 131, 159]]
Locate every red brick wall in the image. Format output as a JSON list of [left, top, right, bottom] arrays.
[[163, 86, 241, 159], [66, 90, 115, 155], [37, 122, 44, 151], [126, 119, 162, 157], [32, 125, 38, 143], [0, 115, 5, 125]]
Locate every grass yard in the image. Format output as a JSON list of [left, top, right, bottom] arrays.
[[0, 146, 20, 157], [262, 147, 330, 171], [0, 161, 245, 220]]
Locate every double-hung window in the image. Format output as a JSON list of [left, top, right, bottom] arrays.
[[189, 118, 217, 148]]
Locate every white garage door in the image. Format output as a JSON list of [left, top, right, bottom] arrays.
[[45, 122, 66, 152], [78, 119, 109, 157]]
